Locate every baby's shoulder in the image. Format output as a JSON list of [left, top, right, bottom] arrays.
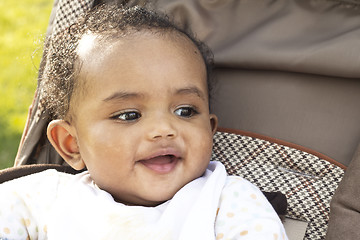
[[221, 175, 269, 203], [217, 176, 287, 239], [223, 175, 261, 192]]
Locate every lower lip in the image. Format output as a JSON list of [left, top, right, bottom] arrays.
[[139, 156, 179, 174]]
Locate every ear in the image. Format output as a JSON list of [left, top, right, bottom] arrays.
[[47, 120, 85, 170], [209, 114, 218, 135]]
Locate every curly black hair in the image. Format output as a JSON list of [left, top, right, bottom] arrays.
[[40, 3, 214, 120]]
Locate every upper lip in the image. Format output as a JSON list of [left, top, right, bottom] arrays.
[[139, 147, 182, 161]]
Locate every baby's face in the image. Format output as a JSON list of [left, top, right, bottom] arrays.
[[71, 32, 217, 206]]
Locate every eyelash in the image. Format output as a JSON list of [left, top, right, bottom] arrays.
[[111, 110, 141, 122], [174, 106, 199, 118], [110, 106, 199, 122]]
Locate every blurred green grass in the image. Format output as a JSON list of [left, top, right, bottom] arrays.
[[0, 0, 53, 169]]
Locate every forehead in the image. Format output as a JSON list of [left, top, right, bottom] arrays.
[[76, 30, 207, 88], [77, 30, 202, 65]]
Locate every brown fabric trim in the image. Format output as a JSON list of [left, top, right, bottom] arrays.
[[217, 127, 347, 170]]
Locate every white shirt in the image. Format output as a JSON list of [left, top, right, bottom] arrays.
[[0, 161, 287, 240]]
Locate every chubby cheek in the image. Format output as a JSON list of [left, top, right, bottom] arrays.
[[198, 139, 214, 170], [77, 123, 136, 175], [185, 128, 214, 174]]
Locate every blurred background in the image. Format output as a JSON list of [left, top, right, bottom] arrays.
[[0, 0, 53, 169]]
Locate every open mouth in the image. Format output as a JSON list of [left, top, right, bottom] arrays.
[[139, 154, 179, 174]]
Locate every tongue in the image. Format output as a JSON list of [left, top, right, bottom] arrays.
[[141, 156, 175, 173]]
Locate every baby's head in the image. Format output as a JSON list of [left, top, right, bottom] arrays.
[[44, 3, 218, 206]]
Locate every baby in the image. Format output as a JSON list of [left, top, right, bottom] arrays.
[[0, 3, 288, 240]]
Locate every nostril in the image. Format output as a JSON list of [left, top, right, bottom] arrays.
[[148, 123, 177, 140]]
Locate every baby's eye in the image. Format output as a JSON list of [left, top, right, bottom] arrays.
[[111, 111, 141, 122], [174, 106, 199, 118]]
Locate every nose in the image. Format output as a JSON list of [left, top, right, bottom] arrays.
[[146, 115, 177, 141]]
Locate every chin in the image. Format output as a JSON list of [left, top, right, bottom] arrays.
[[144, 194, 174, 207], [140, 188, 180, 207], [115, 191, 174, 207]]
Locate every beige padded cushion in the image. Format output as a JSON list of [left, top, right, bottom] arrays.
[[156, 0, 360, 78]]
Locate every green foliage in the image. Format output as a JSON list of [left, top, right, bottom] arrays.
[[0, 0, 53, 169]]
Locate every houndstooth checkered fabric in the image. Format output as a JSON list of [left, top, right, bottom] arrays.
[[212, 131, 345, 240], [52, 0, 93, 36]]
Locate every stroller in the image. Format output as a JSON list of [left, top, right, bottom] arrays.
[[1, 0, 360, 239]]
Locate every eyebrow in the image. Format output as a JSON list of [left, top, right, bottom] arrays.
[[102, 91, 144, 102], [102, 86, 206, 102], [175, 86, 206, 100]]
